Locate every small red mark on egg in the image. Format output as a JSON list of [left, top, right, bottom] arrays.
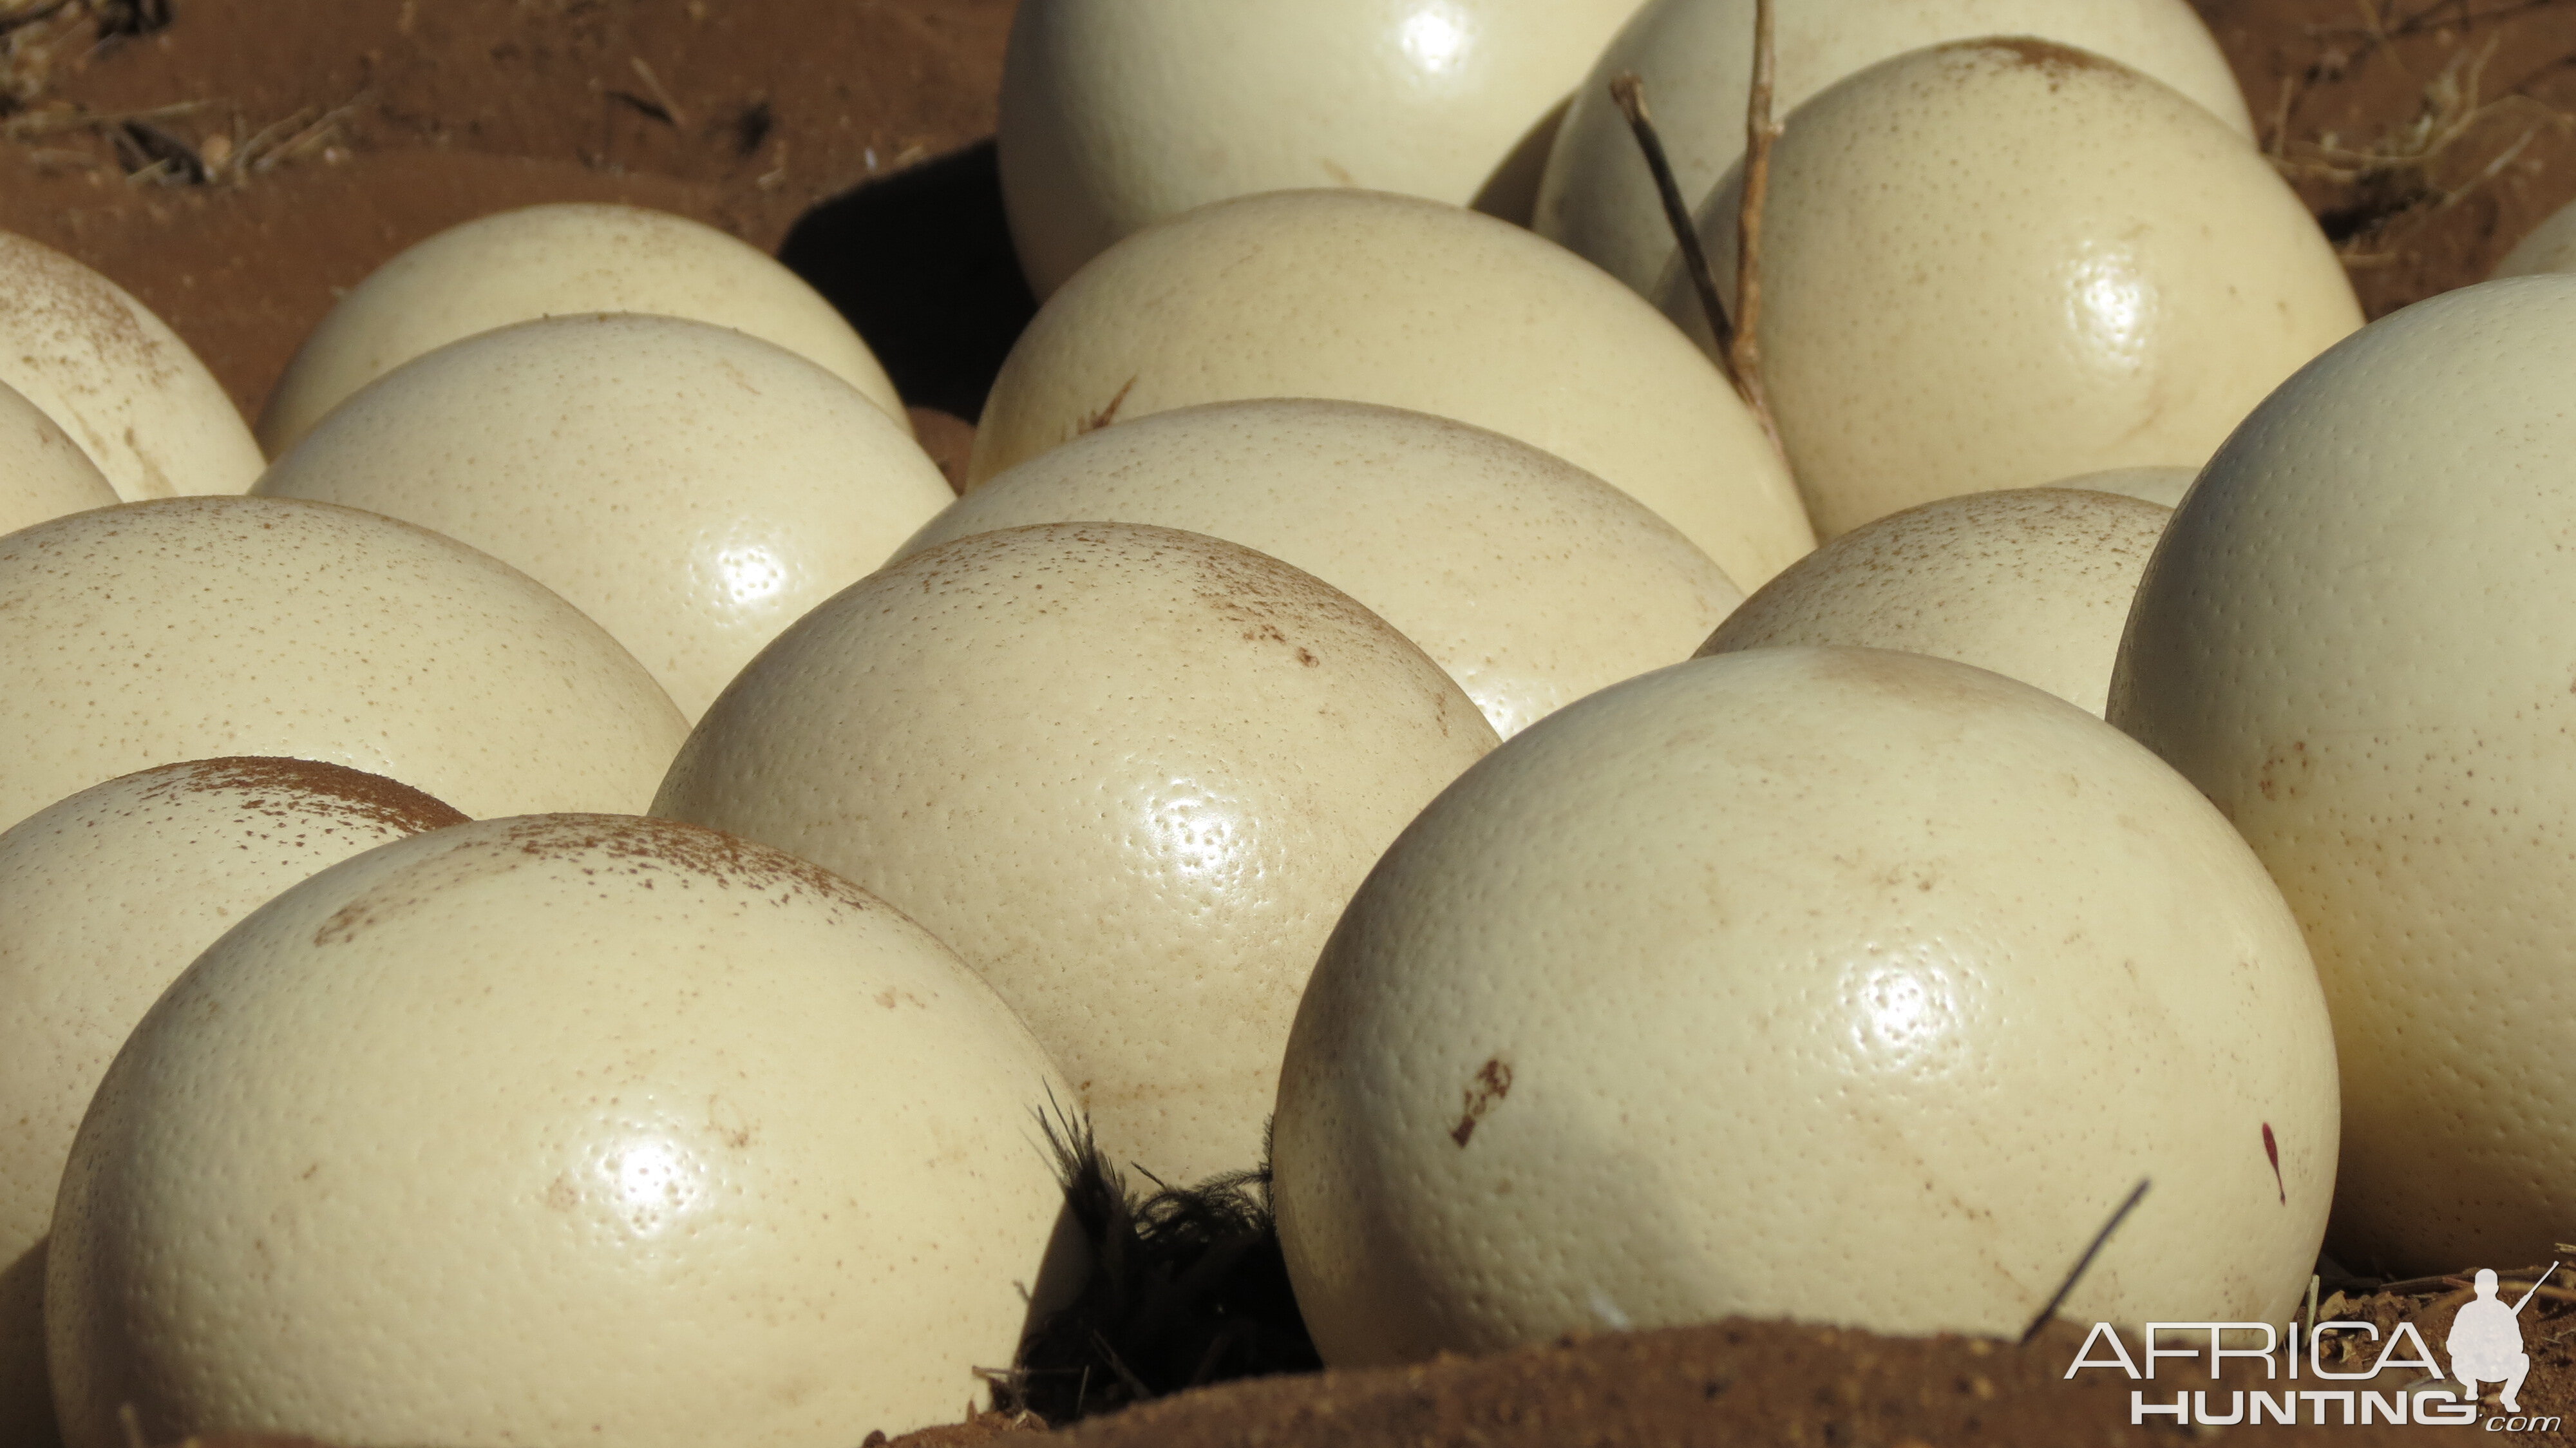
[[1451, 1056, 1513, 1147], [2262, 1122, 2284, 1204], [1077, 375, 1139, 435]]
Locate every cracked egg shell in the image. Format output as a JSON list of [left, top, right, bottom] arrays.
[[255, 204, 907, 455], [1273, 646, 2338, 1365], [257, 314, 953, 723], [654, 522, 1499, 1183], [969, 189, 1813, 590], [0, 759, 464, 1448], [0, 378, 117, 537], [0, 231, 263, 501], [899, 398, 1743, 738], [2109, 274, 2576, 1274], [0, 495, 687, 835], [45, 814, 1079, 1448], [1697, 487, 2170, 716], [998, 0, 1642, 299], [1662, 39, 2358, 539], [1536, 0, 2249, 296]]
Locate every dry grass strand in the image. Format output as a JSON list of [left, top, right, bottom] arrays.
[[2267, 6, 2576, 262]]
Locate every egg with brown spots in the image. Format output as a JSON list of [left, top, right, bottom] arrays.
[[1698, 487, 2170, 716], [0, 231, 263, 501], [0, 759, 464, 1448], [1535, 0, 2251, 296], [1273, 646, 2338, 1364], [967, 189, 1814, 591], [2111, 274, 2576, 1274], [46, 813, 1080, 1448], [254, 203, 907, 455], [0, 379, 117, 537], [0, 495, 688, 834], [1660, 39, 2358, 538], [899, 399, 1744, 737], [654, 522, 1499, 1183]]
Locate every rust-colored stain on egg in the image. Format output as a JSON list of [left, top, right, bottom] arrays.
[[1077, 374, 1138, 435], [1451, 1055, 1513, 1147]]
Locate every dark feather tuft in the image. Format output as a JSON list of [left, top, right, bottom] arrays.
[[990, 1106, 1319, 1424]]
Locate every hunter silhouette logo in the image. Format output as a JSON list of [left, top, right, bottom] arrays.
[[2450, 1264, 2554, 1414], [2065, 1260, 2564, 1429]]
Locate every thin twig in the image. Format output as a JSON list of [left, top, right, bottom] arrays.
[[1, 96, 212, 139], [2266, 68, 2307, 162], [2020, 1178, 2152, 1346], [2275, 50, 2547, 182], [227, 104, 316, 173], [2268, 28, 2573, 262], [113, 117, 203, 184], [2429, 117, 2543, 211], [629, 56, 686, 129], [1609, 71, 1738, 377], [2309, 0, 2570, 51], [1733, 0, 1783, 459], [2373, 1267, 2576, 1303], [244, 95, 359, 173], [5, 87, 363, 185]]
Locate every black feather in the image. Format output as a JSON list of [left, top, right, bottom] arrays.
[[991, 1106, 1320, 1424]]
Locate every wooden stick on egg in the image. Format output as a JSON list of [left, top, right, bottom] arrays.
[[1608, 0, 1786, 462]]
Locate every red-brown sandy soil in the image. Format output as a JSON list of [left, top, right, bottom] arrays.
[[144, 1312, 2535, 1447], [11, 0, 2576, 1444], [932, 1279, 2576, 1447], [0, 0, 1027, 478], [1036, 1318, 2432, 1448], [2199, 0, 2576, 318]]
